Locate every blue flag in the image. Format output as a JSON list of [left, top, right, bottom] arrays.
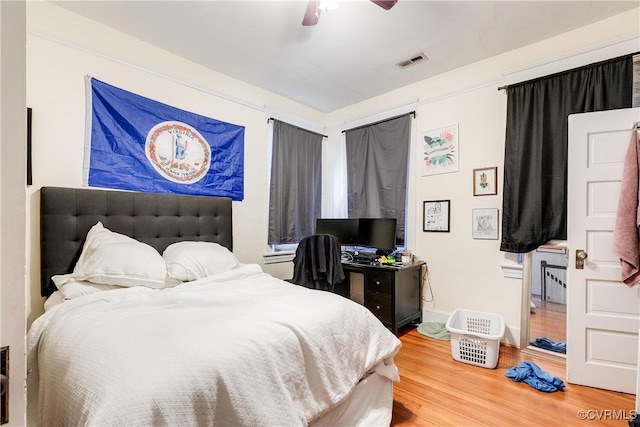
[[84, 77, 244, 200]]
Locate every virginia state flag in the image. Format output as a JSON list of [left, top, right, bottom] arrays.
[[84, 77, 244, 200]]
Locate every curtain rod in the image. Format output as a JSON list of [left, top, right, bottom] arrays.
[[267, 117, 327, 138], [497, 51, 639, 92], [341, 111, 416, 134]]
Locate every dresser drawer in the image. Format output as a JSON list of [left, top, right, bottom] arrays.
[[366, 271, 393, 294], [365, 293, 392, 323]]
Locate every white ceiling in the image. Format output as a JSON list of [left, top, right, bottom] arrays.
[[53, 0, 639, 113]]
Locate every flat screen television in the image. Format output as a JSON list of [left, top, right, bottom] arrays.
[[315, 218, 397, 251], [356, 218, 397, 251], [315, 218, 359, 245]]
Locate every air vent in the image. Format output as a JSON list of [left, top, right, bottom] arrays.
[[396, 53, 428, 69]]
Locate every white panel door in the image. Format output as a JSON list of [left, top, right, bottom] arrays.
[[567, 107, 640, 394]]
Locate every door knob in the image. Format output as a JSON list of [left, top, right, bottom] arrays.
[[575, 249, 588, 269]]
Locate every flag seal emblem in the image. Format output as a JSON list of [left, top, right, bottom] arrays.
[[145, 121, 211, 184]]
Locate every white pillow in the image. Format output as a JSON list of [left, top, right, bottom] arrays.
[[60, 222, 177, 289], [52, 275, 124, 300], [163, 241, 239, 281]]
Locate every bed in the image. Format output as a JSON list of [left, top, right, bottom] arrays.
[[27, 186, 402, 426]]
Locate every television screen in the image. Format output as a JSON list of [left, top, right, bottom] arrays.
[[357, 218, 397, 251], [315, 218, 358, 245]]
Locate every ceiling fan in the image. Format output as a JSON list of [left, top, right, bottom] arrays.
[[302, 0, 398, 26]]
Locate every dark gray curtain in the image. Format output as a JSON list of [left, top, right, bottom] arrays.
[[501, 54, 633, 253], [345, 113, 412, 246], [268, 120, 323, 245]]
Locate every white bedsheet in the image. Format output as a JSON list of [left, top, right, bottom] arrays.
[[27, 264, 401, 426]]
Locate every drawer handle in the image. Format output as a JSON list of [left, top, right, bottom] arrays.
[[375, 281, 381, 286], [376, 305, 381, 310]]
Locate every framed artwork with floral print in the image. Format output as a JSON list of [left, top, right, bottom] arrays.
[[473, 166, 497, 196]]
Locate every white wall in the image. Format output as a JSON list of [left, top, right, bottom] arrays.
[[25, 2, 325, 324], [1, 1, 27, 425], [327, 8, 640, 344], [25, 1, 640, 348]]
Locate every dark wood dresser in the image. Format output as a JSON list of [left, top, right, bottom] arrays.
[[340, 261, 424, 335]]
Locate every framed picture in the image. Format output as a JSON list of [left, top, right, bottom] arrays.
[[472, 208, 499, 239], [420, 124, 459, 176], [473, 166, 497, 196], [423, 200, 450, 232]]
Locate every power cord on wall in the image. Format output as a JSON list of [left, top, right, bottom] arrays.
[[422, 265, 434, 304], [415, 257, 435, 315]]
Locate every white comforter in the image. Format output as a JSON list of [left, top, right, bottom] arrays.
[[27, 264, 401, 427]]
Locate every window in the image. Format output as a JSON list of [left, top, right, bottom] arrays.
[[344, 113, 413, 248], [501, 54, 633, 253], [268, 119, 323, 247]]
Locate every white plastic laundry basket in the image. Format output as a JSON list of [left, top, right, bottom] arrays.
[[445, 309, 505, 369]]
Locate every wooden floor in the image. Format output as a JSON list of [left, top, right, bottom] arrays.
[[529, 303, 566, 344], [391, 326, 635, 426]]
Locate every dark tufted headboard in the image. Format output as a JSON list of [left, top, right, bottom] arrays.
[[40, 186, 233, 297]]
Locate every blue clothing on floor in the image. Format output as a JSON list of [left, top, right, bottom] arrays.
[[529, 337, 566, 354], [505, 360, 565, 392]]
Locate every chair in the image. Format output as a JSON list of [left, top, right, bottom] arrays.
[[289, 234, 345, 292]]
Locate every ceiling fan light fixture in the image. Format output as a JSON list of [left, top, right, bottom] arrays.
[[303, 0, 393, 26], [318, 0, 340, 12]]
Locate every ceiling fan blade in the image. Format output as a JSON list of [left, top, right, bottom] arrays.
[[370, 0, 398, 10], [302, 0, 321, 26]]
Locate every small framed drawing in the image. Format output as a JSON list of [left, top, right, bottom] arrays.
[[472, 208, 499, 240], [473, 166, 497, 196], [423, 200, 450, 232]]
